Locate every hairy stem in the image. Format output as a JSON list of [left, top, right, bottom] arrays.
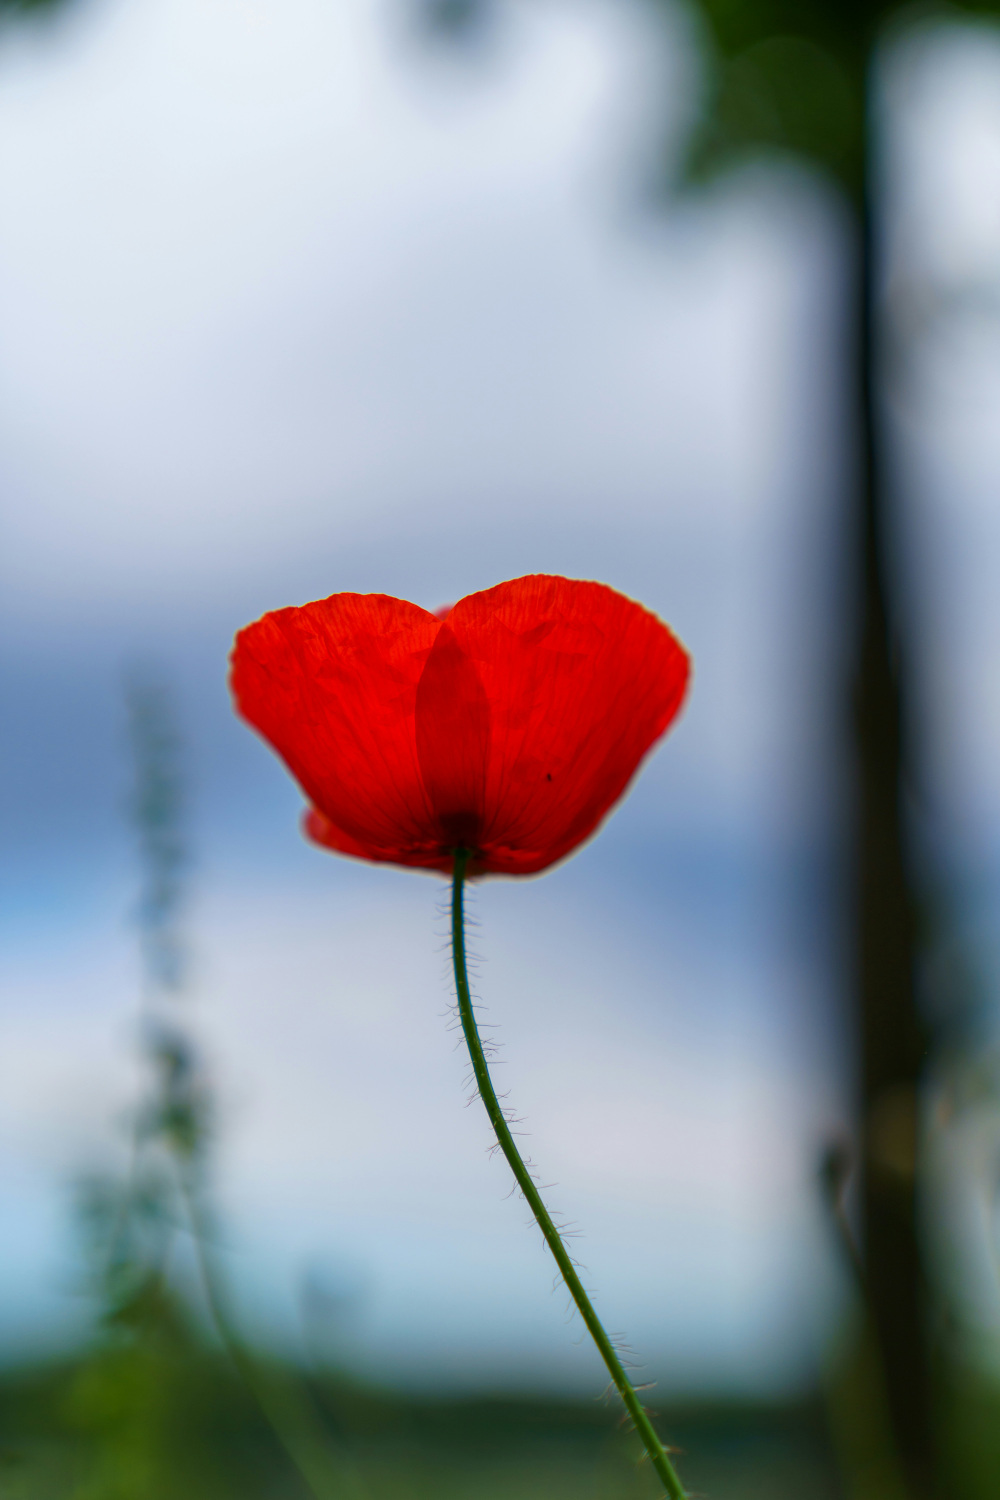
[[450, 849, 687, 1500]]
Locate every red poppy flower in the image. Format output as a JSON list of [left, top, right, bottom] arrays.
[[230, 574, 689, 876]]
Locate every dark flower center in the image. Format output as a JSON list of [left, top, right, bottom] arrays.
[[438, 809, 483, 852]]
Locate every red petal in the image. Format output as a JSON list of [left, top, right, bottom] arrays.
[[442, 575, 690, 874], [232, 577, 689, 878], [415, 623, 491, 851], [303, 807, 453, 871], [231, 593, 446, 865]]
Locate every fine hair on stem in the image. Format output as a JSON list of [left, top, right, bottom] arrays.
[[450, 848, 688, 1500]]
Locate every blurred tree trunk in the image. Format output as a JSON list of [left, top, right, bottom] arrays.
[[661, 7, 948, 1480], [851, 115, 935, 1499]]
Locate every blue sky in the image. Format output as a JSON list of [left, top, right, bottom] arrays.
[[1, 0, 1000, 1393]]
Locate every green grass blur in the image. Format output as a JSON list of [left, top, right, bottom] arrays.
[[0, 1344, 845, 1500], [5, 1345, 1000, 1500], [6, 1299, 1000, 1500]]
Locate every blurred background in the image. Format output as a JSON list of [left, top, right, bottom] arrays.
[[1, 0, 1000, 1495]]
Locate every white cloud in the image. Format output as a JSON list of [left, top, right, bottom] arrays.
[[0, 0, 827, 619]]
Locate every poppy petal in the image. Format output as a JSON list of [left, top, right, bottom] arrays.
[[302, 806, 454, 871], [231, 593, 443, 862], [231, 576, 689, 877], [414, 623, 492, 851], [443, 575, 690, 874]]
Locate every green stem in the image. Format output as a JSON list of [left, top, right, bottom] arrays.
[[450, 850, 688, 1500]]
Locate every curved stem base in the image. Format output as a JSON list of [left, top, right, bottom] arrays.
[[450, 850, 687, 1500]]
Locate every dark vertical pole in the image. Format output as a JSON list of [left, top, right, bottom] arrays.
[[853, 89, 936, 1499]]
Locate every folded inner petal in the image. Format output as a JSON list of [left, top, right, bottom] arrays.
[[415, 623, 492, 850]]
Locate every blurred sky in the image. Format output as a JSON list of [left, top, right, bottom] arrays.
[[1, 0, 1000, 1394]]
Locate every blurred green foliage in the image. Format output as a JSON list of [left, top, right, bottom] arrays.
[[0, 0, 76, 19], [4, 1339, 1000, 1498], [425, 0, 1000, 194], [667, 0, 1000, 192], [0, 1368, 850, 1500]]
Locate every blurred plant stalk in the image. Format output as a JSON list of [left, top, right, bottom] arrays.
[[70, 672, 363, 1500]]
